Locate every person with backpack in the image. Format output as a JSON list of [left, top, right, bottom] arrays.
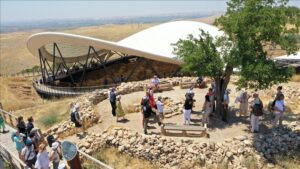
[[70, 104, 82, 135], [250, 93, 263, 133], [21, 140, 37, 168], [273, 93, 285, 127], [109, 87, 117, 117], [141, 96, 160, 134]]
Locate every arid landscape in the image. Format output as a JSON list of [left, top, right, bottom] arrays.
[[1, 12, 300, 169]]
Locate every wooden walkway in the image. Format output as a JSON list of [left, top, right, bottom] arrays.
[[0, 124, 26, 168]]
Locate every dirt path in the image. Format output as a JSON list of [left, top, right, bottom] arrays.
[[67, 86, 252, 143]]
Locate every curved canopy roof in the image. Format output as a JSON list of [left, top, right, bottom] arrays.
[[27, 21, 224, 65]]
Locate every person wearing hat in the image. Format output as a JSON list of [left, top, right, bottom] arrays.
[[49, 142, 60, 169], [21, 139, 37, 168], [116, 95, 126, 122], [109, 87, 117, 117], [35, 143, 49, 169], [250, 93, 263, 133]]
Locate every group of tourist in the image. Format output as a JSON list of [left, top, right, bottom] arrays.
[[12, 116, 63, 169], [235, 86, 285, 133]]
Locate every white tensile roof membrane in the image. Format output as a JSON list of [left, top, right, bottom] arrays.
[[27, 21, 224, 65]]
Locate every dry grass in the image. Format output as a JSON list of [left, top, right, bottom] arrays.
[[0, 76, 43, 110], [0, 23, 155, 75], [13, 98, 73, 130], [274, 151, 300, 169], [290, 75, 300, 82], [84, 147, 158, 169]]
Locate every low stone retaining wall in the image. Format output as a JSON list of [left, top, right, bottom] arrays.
[[76, 121, 300, 169], [45, 77, 199, 139]]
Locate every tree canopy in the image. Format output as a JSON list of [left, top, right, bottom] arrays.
[[173, 0, 299, 90], [173, 0, 299, 118]]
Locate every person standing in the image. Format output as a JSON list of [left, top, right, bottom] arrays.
[[21, 140, 37, 168], [156, 96, 164, 123], [222, 89, 230, 123], [26, 117, 34, 135], [273, 94, 285, 127], [141, 96, 161, 134], [0, 112, 8, 133], [202, 95, 212, 128], [13, 131, 26, 159], [147, 88, 155, 109], [49, 142, 60, 169], [239, 91, 250, 117], [207, 88, 215, 113], [109, 87, 117, 117], [17, 116, 27, 135], [116, 96, 126, 122], [151, 75, 160, 91], [35, 143, 50, 169], [183, 93, 193, 125], [250, 93, 263, 133]]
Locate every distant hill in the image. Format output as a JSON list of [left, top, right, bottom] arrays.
[[0, 14, 220, 75], [1, 13, 220, 34]]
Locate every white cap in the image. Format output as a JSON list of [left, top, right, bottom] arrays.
[[52, 142, 59, 150]]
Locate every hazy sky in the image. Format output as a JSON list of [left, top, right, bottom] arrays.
[[1, 0, 299, 23]]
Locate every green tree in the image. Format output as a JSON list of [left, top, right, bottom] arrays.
[[173, 0, 299, 121]]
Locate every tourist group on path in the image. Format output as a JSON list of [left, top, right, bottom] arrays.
[[10, 116, 66, 169], [108, 75, 287, 135]]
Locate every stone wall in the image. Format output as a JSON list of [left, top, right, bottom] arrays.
[[45, 77, 198, 139], [83, 58, 180, 86], [77, 121, 300, 169]]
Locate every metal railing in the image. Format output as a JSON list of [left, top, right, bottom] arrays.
[[0, 143, 27, 169], [32, 79, 119, 97], [0, 108, 18, 127], [0, 108, 113, 169], [79, 150, 113, 169]]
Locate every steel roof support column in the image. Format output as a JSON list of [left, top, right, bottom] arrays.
[[90, 47, 116, 83], [54, 43, 75, 85], [52, 43, 56, 82], [38, 49, 46, 83], [79, 46, 92, 86], [146, 59, 160, 78], [125, 57, 142, 82]]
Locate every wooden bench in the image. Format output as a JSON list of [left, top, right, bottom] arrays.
[[179, 81, 197, 89], [161, 125, 209, 138]]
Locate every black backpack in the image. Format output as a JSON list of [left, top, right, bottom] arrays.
[[70, 111, 76, 122], [252, 102, 263, 116]]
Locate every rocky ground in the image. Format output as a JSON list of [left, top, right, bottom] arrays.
[[42, 76, 300, 169], [77, 121, 300, 169]]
